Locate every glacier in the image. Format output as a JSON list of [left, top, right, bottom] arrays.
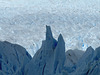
[[0, 26, 100, 75], [0, 0, 100, 56], [0, 10, 100, 56], [24, 26, 65, 75], [0, 0, 100, 75], [0, 41, 32, 75]]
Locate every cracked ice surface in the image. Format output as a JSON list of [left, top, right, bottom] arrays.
[[0, 0, 100, 56]]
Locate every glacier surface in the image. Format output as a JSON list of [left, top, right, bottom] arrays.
[[0, 26, 100, 75], [0, 0, 100, 56]]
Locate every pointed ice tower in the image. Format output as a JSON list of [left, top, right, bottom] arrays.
[[71, 46, 95, 75], [25, 26, 65, 75], [45, 25, 57, 50], [46, 25, 53, 40], [77, 46, 94, 66], [54, 34, 66, 74]]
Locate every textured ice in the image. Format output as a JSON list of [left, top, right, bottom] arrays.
[[0, 26, 100, 75], [70, 46, 100, 75], [25, 26, 65, 75], [0, 11, 99, 57], [65, 49, 84, 68], [0, 0, 100, 56], [0, 41, 31, 75]]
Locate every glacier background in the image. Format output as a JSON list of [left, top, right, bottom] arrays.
[[0, 0, 100, 56]]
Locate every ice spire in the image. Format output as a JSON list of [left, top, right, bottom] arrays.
[[54, 34, 65, 74], [25, 26, 66, 75], [46, 25, 53, 40]]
